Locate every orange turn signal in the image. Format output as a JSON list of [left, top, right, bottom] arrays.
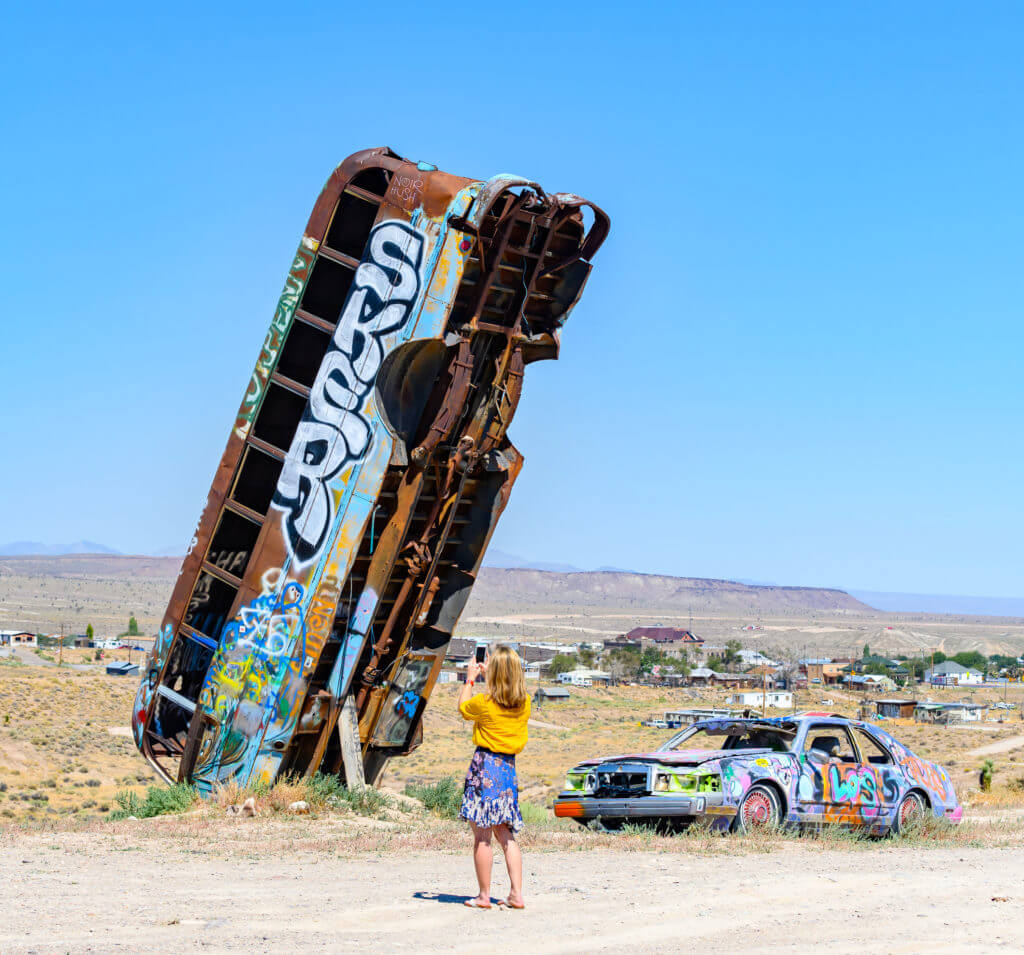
[[554, 801, 583, 818]]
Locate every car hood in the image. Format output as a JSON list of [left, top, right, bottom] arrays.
[[574, 748, 777, 769]]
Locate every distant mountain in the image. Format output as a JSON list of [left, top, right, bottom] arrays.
[[850, 590, 1024, 618], [0, 540, 121, 556], [470, 567, 874, 615], [482, 548, 583, 574]]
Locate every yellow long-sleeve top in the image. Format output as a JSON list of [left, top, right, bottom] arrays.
[[458, 692, 531, 755]]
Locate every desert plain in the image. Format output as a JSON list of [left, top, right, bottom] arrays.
[[3, 555, 1024, 953]]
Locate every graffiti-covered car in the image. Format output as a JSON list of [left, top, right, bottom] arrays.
[[553, 713, 961, 834]]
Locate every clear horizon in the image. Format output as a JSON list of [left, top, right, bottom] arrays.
[[3, 4, 1023, 598]]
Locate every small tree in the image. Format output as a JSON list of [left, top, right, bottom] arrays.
[[128, 615, 139, 637], [980, 759, 994, 792], [606, 647, 641, 681], [863, 643, 871, 659], [548, 654, 577, 678], [952, 651, 987, 672], [86, 623, 94, 642]]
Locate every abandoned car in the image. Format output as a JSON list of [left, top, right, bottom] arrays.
[[553, 713, 961, 834]]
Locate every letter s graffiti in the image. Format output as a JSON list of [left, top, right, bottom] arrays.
[[272, 221, 425, 567]]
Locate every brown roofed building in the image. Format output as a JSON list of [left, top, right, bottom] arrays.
[[626, 627, 704, 659]]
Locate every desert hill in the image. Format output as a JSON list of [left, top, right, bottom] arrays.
[[467, 568, 874, 616], [0, 554, 872, 636], [3, 555, 1024, 656]]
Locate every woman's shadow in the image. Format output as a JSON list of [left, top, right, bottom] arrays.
[[413, 891, 480, 905]]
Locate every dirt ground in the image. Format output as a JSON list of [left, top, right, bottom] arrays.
[[3, 823, 1023, 954]]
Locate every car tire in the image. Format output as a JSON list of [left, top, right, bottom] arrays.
[[893, 791, 926, 836], [734, 784, 781, 834]]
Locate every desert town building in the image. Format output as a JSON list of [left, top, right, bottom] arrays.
[[923, 661, 984, 686], [915, 702, 986, 723], [726, 690, 794, 709], [534, 686, 571, 703], [557, 668, 611, 687], [874, 698, 918, 719]]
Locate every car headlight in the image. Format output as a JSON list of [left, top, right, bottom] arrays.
[[564, 772, 586, 792], [564, 771, 597, 794]]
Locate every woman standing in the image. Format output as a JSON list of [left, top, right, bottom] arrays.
[[458, 644, 530, 910]]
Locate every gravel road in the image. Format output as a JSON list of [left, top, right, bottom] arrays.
[[3, 832, 1023, 953]]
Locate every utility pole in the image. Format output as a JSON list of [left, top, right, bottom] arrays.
[[58, 622, 64, 667]]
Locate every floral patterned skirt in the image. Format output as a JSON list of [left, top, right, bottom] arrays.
[[459, 747, 523, 833]]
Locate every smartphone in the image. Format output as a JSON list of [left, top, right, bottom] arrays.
[[475, 644, 487, 664]]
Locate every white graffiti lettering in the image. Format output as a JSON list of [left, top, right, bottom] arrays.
[[272, 221, 425, 566]]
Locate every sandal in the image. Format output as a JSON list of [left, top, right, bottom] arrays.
[[464, 898, 492, 909], [498, 898, 525, 910]]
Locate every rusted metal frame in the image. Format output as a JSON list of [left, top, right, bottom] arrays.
[[541, 196, 611, 274], [305, 470, 426, 774], [341, 183, 386, 206], [351, 467, 448, 712], [198, 559, 243, 589], [145, 727, 186, 757], [465, 192, 534, 330], [178, 621, 216, 647], [346, 328, 491, 720], [245, 435, 287, 462], [177, 709, 215, 782], [356, 222, 541, 749], [359, 446, 479, 754], [292, 308, 336, 335], [409, 337, 476, 467], [315, 245, 361, 270], [350, 445, 476, 747], [269, 370, 312, 399], [221, 498, 266, 527]]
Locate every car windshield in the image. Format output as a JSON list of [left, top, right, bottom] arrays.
[[661, 722, 796, 754]]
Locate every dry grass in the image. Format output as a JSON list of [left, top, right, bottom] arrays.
[[4, 658, 1024, 830]]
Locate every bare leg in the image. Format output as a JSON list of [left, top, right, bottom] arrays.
[[471, 824, 493, 904], [493, 824, 524, 906]]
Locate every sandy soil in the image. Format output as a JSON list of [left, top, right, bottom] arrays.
[[2, 830, 1023, 953], [970, 733, 1024, 757]]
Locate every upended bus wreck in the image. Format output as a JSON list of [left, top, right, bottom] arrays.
[[132, 147, 608, 793]]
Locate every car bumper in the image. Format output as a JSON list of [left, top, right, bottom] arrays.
[[553, 793, 736, 820]]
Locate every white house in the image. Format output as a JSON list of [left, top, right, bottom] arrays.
[[923, 661, 984, 686], [726, 690, 794, 709], [557, 668, 611, 687], [737, 649, 781, 667], [0, 631, 37, 647]]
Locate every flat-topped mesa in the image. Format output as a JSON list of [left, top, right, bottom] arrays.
[[131, 148, 609, 792]]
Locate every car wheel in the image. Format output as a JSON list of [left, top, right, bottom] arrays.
[[893, 791, 926, 835], [734, 784, 781, 833]]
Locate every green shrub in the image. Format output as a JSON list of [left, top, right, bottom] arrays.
[[110, 783, 198, 820], [303, 773, 391, 816], [519, 801, 551, 826], [405, 776, 463, 819]]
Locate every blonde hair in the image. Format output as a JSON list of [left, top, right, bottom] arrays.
[[486, 644, 527, 710]]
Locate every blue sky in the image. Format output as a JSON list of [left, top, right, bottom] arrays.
[[2, 3, 1022, 596]]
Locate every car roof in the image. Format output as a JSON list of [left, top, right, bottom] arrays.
[[689, 713, 865, 732]]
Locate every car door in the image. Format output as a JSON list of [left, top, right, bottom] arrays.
[[797, 723, 880, 824], [850, 725, 902, 814]]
